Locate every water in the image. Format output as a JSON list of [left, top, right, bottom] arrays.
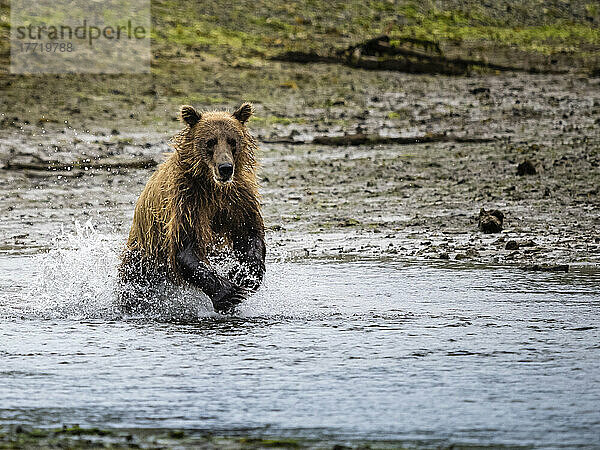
[[0, 229, 599, 447]]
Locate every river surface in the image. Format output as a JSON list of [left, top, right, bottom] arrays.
[[0, 229, 599, 448]]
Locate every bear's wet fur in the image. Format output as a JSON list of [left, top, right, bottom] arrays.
[[118, 103, 265, 313]]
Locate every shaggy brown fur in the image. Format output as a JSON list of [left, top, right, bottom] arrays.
[[118, 103, 265, 312]]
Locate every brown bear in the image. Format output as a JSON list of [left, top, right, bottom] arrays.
[[118, 103, 265, 313]]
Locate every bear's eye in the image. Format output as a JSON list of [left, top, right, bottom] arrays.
[[206, 138, 217, 148], [227, 138, 237, 151]]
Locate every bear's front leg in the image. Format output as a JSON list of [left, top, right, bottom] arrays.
[[176, 240, 246, 313], [232, 232, 266, 292]]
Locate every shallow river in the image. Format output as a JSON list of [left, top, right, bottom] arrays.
[[0, 230, 599, 447]]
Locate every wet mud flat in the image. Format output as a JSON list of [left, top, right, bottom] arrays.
[[0, 71, 598, 266]]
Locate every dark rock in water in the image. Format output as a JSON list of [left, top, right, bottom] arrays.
[[517, 159, 537, 175], [438, 252, 450, 260], [478, 208, 504, 233], [505, 240, 519, 250]]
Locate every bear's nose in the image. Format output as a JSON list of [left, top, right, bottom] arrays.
[[218, 163, 234, 180]]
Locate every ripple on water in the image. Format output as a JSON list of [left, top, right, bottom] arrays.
[[0, 223, 599, 447]]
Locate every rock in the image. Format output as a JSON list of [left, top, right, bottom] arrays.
[[517, 159, 536, 175], [438, 252, 450, 259], [470, 87, 490, 95], [478, 208, 504, 233], [505, 240, 519, 250]]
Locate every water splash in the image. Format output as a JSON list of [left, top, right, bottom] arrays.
[[7, 221, 207, 320], [15, 220, 309, 321], [26, 220, 126, 319]]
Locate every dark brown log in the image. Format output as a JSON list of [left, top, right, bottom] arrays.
[[262, 133, 495, 146], [272, 35, 566, 75], [3, 156, 157, 172]]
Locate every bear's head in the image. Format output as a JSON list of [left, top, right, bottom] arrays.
[[174, 103, 256, 186]]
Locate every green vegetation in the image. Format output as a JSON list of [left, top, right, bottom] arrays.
[[148, 0, 600, 59], [57, 425, 113, 436], [238, 437, 301, 447], [2, 0, 599, 66], [250, 115, 306, 126], [0, 425, 411, 448], [0, 0, 599, 131], [392, 14, 600, 55]]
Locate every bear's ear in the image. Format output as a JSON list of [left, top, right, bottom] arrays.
[[232, 102, 253, 124], [180, 105, 201, 127]]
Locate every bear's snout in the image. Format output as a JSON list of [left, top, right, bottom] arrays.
[[217, 163, 234, 181]]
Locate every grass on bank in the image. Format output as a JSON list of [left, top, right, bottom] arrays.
[[149, 0, 600, 59], [0, 0, 599, 130], [1, 0, 600, 66]]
